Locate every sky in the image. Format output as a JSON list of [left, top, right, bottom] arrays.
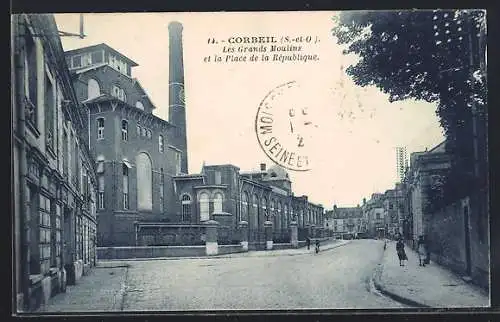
[[54, 11, 445, 208]]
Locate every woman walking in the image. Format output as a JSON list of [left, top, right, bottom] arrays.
[[396, 238, 407, 266], [417, 235, 427, 267]]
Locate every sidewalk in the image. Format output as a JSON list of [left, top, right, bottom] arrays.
[[374, 240, 489, 308], [37, 263, 129, 312]]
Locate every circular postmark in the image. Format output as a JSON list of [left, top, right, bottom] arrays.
[[255, 81, 320, 172]]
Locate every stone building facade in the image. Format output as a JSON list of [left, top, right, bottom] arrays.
[[12, 14, 98, 311], [325, 205, 364, 238], [403, 140, 489, 289], [362, 193, 386, 238], [65, 40, 188, 247], [382, 183, 405, 239]]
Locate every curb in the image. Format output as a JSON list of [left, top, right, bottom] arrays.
[[98, 240, 351, 263], [373, 243, 430, 308]]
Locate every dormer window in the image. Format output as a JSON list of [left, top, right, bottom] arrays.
[[111, 85, 126, 102], [135, 101, 144, 110], [71, 55, 82, 68]]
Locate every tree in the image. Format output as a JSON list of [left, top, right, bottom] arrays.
[[332, 9, 487, 204]]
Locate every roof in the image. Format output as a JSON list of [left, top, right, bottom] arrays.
[[82, 94, 175, 128], [64, 43, 139, 67], [71, 63, 157, 110], [266, 164, 290, 180]]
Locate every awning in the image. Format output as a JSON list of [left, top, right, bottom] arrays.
[[123, 159, 133, 168]]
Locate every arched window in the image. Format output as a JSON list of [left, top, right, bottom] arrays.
[[96, 117, 104, 140], [262, 196, 267, 222], [136, 152, 152, 211], [136, 101, 145, 110], [241, 192, 249, 223], [121, 120, 128, 141], [278, 202, 283, 229], [87, 78, 100, 100], [252, 194, 259, 229], [284, 204, 288, 228], [199, 192, 210, 221], [181, 194, 192, 222], [158, 135, 164, 153], [213, 192, 223, 213]]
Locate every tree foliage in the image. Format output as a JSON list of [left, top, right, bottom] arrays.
[[332, 9, 487, 202]]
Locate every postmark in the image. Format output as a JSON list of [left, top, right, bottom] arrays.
[[255, 81, 320, 172]]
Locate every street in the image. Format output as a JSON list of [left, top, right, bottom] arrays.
[[120, 239, 405, 310]]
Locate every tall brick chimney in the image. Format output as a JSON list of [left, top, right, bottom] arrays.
[[260, 163, 266, 171], [168, 21, 188, 173]]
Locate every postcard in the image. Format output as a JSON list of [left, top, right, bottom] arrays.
[[11, 10, 489, 313]]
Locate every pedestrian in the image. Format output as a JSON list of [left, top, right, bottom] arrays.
[[306, 237, 311, 250], [417, 235, 427, 267], [396, 238, 407, 266], [315, 239, 320, 254]]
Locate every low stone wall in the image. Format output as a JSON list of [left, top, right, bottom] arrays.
[[218, 244, 245, 255], [97, 245, 207, 259]]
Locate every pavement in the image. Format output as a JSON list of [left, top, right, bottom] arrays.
[[37, 263, 129, 312], [37, 239, 407, 311], [373, 239, 490, 308]]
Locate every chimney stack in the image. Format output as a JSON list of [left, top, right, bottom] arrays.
[[260, 163, 266, 171], [168, 21, 188, 173]]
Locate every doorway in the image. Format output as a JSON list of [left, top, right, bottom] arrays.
[[463, 205, 472, 276]]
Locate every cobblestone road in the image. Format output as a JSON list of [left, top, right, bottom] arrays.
[[122, 239, 405, 311]]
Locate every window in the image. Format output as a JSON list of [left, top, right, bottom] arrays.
[[262, 197, 267, 220], [252, 194, 259, 229], [241, 192, 249, 223], [44, 72, 55, 151], [71, 55, 82, 68], [98, 176, 105, 209], [82, 53, 91, 67], [24, 30, 38, 127], [213, 192, 223, 213], [91, 51, 103, 64], [136, 153, 153, 211], [284, 204, 288, 228], [136, 101, 144, 110], [215, 171, 221, 185], [199, 193, 210, 221], [141, 127, 147, 137], [159, 168, 164, 213], [389, 204, 393, 210], [62, 131, 68, 177], [159, 135, 164, 153], [146, 130, 151, 139], [136, 124, 141, 136], [376, 213, 380, 220], [182, 194, 192, 222], [111, 85, 126, 102], [39, 194, 52, 274], [97, 118, 104, 140], [175, 151, 182, 175], [123, 164, 129, 209], [87, 79, 100, 100], [122, 120, 128, 141]]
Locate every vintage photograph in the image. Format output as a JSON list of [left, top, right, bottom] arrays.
[[11, 10, 489, 313]]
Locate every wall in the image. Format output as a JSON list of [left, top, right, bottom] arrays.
[[97, 246, 206, 259], [426, 193, 489, 289]]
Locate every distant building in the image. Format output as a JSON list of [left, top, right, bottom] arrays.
[[12, 14, 98, 311], [362, 193, 386, 238], [325, 205, 364, 238], [382, 183, 405, 239]]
